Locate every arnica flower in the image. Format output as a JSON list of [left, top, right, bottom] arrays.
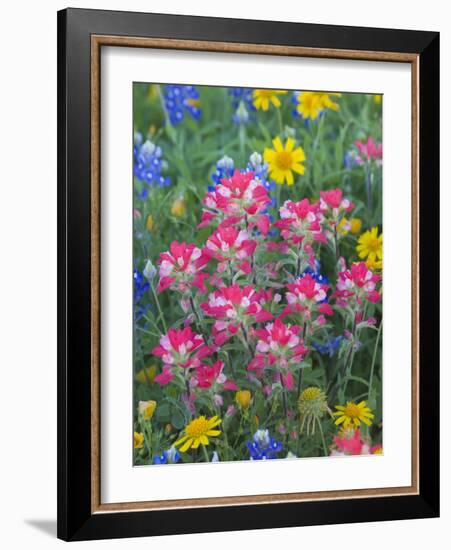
[[153, 446, 181, 464], [236, 390, 252, 410], [337, 217, 362, 236], [354, 136, 382, 162], [293, 91, 341, 120], [334, 262, 381, 305], [313, 336, 343, 357], [264, 136, 306, 185], [247, 429, 283, 460], [171, 196, 186, 217], [163, 85, 202, 126], [200, 170, 272, 232], [133, 137, 171, 194], [298, 386, 332, 435], [138, 400, 157, 420], [175, 415, 222, 452], [157, 241, 210, 294], [333, 401, 374, 428], [249, 318, 308, 389], [134, 431, 144, 449], [253, 89, 287, 111], [356, 227, 382, 270], [152, 327, 212, 385]]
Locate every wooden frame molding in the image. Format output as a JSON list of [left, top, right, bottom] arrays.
[[90, 34, 420, 515]]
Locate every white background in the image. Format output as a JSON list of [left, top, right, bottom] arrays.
[[0, 0, 448, 548], [102, 48, 412, 503]]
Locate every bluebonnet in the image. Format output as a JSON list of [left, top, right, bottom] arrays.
[[228, 87, 255, 112], [247, 429, 283, 460], [133, 268, 150, 321], [246, 152, 275, 192], [163, 85, 201, 125], [211, 155, 235, 187], [313, 336, 343, 357], [301, 265, 329, 286], [133, 135, 171, 198], [153, 447, 181, 465], [344, 150, 362, 169]]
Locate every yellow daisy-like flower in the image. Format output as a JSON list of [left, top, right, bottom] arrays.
[[356, 227, 383, 270], [253, 89, 287, 111], [138, 400, 157, 420], [295, 92, 342, 120], [235, 390, 252, 410], [264, 136, 306, 185], [171, 196, 186, 217], [333, 401, 374, 428], [134, 431, 144, 449], [175, 415, 222, 452]]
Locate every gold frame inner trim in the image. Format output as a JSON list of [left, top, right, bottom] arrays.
[[90, 34, 419, 514]]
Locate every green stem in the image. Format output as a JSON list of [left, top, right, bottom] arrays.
[[149, 280, 168, 333], [201, 444, 210, 463], [276, 108, 284, 135], [317, 418, 328, 457], [368, 318, 383, 403]]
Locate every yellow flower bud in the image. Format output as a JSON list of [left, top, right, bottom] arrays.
[[138, 400, 157, 420], [171, 197, 186, 217], [134, 431, 144, 449], [337, 217, 350, 236], [235, 390, 252, 410], [135, 365, 156, 385], [165, 423, 173, 434], [146, 214, 154, 232], [349, 218, 362, 234]]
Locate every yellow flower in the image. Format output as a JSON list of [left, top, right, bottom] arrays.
[[235, 390, 252, 410], [134, 431, 144, 449], [298, 386, 331, 435], [264, 136, 306, 185], [356, 227, 383, 269], [165, 423, 173, 435], [295, 92, 341, 120], [148, 85, 159, 100], [349, 218, 362, 234], [138, 400, 157, 420], [171, 196, 186, 217], [337, 217, 362, 236], [373, 94, 382, 104], [175, 415, 221, 452], [253, 89, 287, 111], [333, 401, 374, 428], [135, 365, 157, 385], [146, 214, 154, 232]]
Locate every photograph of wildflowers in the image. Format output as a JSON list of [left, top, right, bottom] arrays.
[[133, 84, 383, 466]]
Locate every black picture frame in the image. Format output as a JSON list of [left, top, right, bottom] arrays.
[[57, 7, 439, 541]]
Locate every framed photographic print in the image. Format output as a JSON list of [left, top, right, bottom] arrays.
[[57, 8, 439, 541]]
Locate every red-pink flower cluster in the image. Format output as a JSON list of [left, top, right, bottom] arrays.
[[157, 241, 210, 294], [354, 136, 382, 162], [331, 428, 382, 456], [204, 224, 257, 274], [334, 262, 381, 306], [282, 274, 333, 324]]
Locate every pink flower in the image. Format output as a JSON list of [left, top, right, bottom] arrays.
[[201, 285, 273, 345], [319, 188, 354, 216], [193, 360, 237, 391], [199, 170, 272, 230], [334, 262, 381, 305], [204, 223, 257, 273], [282, 274, 333, 320], [274, 199, 325, 245], [249, 318, 308, 382], [157, 241, 210, 294], [354, 136, 382, 161], [331, 429, 380, 456], [152, 327, 212, 385]]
